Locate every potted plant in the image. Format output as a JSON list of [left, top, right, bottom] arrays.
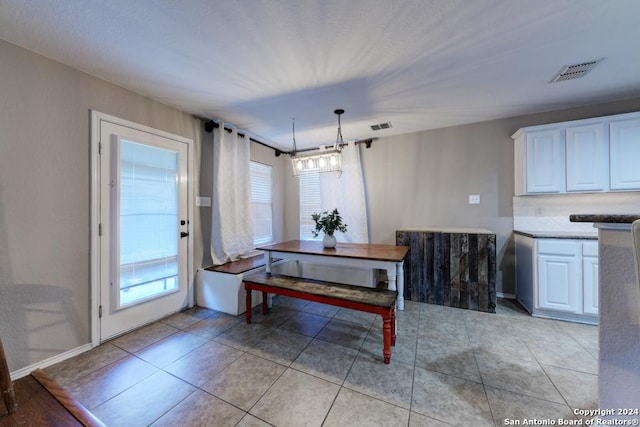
[[311, 208, 348, 248]]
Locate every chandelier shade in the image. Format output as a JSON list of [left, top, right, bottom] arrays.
[[290, 109, 346, 176]]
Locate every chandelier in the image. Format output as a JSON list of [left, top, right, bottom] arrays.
[[291, 109, 345, 176]]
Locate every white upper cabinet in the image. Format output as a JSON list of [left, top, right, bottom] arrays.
[[513, 111, 640, 195], [610, 117, 640, 190], [526, 129, 565, 193], [566, 123, 608, 192]]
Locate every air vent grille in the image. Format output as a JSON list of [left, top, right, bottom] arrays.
[[550, 60, 600, 82], [370, 122, 392, 131]]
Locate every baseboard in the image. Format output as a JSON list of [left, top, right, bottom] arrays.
[[10, 343, 94, 381], [497, 292, 516, 299]]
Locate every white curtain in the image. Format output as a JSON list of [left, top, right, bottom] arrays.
[[320, 142, 369, 243], [211, 124, 254, 264]]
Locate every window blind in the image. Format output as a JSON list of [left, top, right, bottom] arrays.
[[250, 161, 273, 245], [299, 171, 321, 240]]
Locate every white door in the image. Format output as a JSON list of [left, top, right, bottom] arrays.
[[537, 254, 581, 313], [98, 117, 191, 341]]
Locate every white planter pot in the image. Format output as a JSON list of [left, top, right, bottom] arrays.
[[322, 234, 337, 249]]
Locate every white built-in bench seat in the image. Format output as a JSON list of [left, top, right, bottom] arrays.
[[196, 255, 280, 315]]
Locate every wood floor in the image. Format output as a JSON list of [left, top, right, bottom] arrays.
[[0, 370, 105, 427]]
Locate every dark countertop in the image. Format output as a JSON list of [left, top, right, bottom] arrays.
[[514, 229, 598, 239], [570, 214, 640, 224]]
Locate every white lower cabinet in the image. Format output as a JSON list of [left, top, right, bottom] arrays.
[[515, 234, 598, 324]]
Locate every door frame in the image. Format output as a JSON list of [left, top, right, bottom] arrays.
[[90, 111, 195, 346]]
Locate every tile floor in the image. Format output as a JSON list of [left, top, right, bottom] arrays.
[[45, 298, 598, 426]]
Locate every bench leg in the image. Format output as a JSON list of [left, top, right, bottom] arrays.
[[382, 314, 392, 364], [245, 285, 252, 324], [391, 307, 397, 347], [262, 292, 268, 315]]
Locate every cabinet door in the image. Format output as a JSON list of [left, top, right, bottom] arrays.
[[526, 129, 565, 193], [566, 123, 608, 192], [610, 117, 640, 190], [537, 250, 581, 313], [582, 241, 598, 315]]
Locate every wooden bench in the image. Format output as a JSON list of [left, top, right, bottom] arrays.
[[243, 273, 398, 364]]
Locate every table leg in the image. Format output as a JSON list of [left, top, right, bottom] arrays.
[[396, 261, 405, 310], [263, 251, 273, 307], [245, 286, 252, 324], [263, 251, 272, 275], [387, 265, 404, 310], [382, 315, 392, 364]]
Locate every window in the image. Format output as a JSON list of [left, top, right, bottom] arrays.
[[250, 161, 273, 245], [299, 170, 321, 240]]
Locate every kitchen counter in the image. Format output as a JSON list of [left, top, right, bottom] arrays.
[[569, 214, 640, 416], [513, 229, 597, 239], [570, 214, 640, 224]]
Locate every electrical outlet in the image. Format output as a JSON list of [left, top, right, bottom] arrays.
[[468, 194, 480, 204]]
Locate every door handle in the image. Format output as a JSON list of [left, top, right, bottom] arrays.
[[180, 232, 189, 238]]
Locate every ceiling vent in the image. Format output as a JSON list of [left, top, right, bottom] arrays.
[[550, 60, 601, 83], [370, 122, 392, 131]]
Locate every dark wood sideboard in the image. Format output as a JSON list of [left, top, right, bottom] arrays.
[[396, 228, 497, 312]]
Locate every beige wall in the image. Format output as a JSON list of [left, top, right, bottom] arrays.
[[0, 39, 206, 372]]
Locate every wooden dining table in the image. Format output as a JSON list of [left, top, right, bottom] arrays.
[[256, 240, 410, 310]]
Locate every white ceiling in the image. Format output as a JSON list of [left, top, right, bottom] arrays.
[[1, 0, 640, 150]]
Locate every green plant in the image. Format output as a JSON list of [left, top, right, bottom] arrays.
[[311, 208, 348, 237]]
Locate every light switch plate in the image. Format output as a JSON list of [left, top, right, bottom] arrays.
[[468, 194, 480, 204], [196, 196, 211, 207]]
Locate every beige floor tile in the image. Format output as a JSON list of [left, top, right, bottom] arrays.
[[250, 368, 340, 427], [201, 353, 286, 411], [411, 367, 494, 426], [333, 307, 377, 327], [362, 327, 417, 365], [159, 306, 216, 329], [183, 312, 243, 340], [92, 371, 195, 427], [290, 339, 358, 385], [474, 341, 565, 403], [248, 305, 296, 328], [215, 322, 276, 351], [344, 353, 414, 409], [248, 328, 312, 366], [409, 412, 454, 426], [303, 301, 340, 317], [278, 311, 330, 337], [65, 355, 157, 409], [485, 385, 576, 425], [110, 322, 179, 353], [45, 343, 129, 386], [135, 331, 208, 368], [415, 336, 481, 382], [150, 389, 245, 426], [55, 299, 600, 427], [527, 338, 598, 375], [316, 317, 369, 349], [323, 387, 410, 427], [236, 414, 272, 426], [164, 340, 242, 386], [543, 365, 598, 409]]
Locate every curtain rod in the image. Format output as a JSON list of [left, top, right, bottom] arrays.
[[201, 118, 373, 157], [203, 120, 286, 156]]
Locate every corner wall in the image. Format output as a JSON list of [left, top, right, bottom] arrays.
[[0, 39, 203, 372]]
